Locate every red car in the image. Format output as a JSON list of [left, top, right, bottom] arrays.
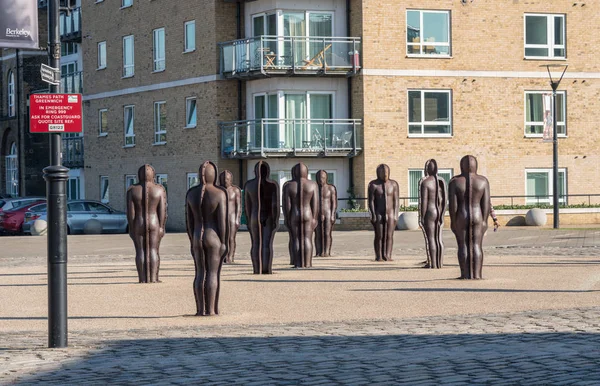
[[0, 200, 45, 234]]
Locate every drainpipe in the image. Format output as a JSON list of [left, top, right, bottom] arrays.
[[236, 1, 244, 186], [15, 49, 25, 196], [346, 0, 354, 193]]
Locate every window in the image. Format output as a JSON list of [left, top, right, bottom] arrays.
[[408, 90, 452, 136], [154, 101, 167, 144], [125, 174, 137, 192], [100, 176, 109, 203], [97, 41, 106, 69], [67, 202, 85, 212], [184, 21, 195, 52], [7, 71, 15, 117], [123, 35, 134, 77], [88, 202, 110, 213], [185, 97, 197, 128], [61, 42, 78, 56], [124, 105, 135, 146], [524, 14, 565, 59], [5, 143, 18, 196], [99, 109, 108, 136], [67, 177, 81, 200], [408, 169, 453, 206], [61, 62, 77, 76], [156, 174, 168, 193], [525, 169, 567, 204], [406, 10, 450, 56], [121, 0, 132, 8], [153, 28, 165, 72], [524, 91, 566, 137], [187, 172, 198, 189], [308, 170, 335, 185]]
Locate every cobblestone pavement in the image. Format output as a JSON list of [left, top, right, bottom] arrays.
[[2, 308, 600, 385]]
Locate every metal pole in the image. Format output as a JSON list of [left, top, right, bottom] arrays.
[[552, 84, 559, 229], [45, 0, 69, 348]]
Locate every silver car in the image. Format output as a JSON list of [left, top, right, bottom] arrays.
[[23, 200, 128, 235], [0, 197, 45, 212]]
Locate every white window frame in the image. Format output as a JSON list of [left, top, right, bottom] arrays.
[[185, 97, 197, 128], [184, 20, 195, 53], [153, 28, 166, 72], [67, 177, 81, 200], [125, 174, 137, 193], [100, 176, 109, 203], [187, 172, 198, 189], [122, 35, 134, 78], [5, 143, 18, 196], [154, 101, 167, 144], [524, 91, 566, 138], [407, 89, 452, 137], [407, 168, 453, 206], [97, 41, 107, 69], [121, 0, 133, 9], [156, 174, 168, 192], [124, 105, 135, 147], [308, 170, 336, 186], [98, 108, 108, 137], [406, 9, 451, 57], [524, 13, 565, 60], [525, 168, 567, 205], [7, 71, 15, 117]]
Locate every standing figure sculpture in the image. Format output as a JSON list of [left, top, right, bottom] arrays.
[[244, 161, 280, 274], [186, 161, 228, 316], [219, 170, 242, 264], [126, 164, 167, 283], [448, 155, 490, 280], [282, 163, 319, 268], [282, 167, 296, 266], [315, 170, 337, 257], [368, 164, 399, 261], [418, 159, 447, 269]]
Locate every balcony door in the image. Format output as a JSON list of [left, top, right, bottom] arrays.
[[254, 94, 279, 149]]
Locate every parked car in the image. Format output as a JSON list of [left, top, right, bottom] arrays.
[[0, 200, 46, 234], [0, 197, 45, 213], [23, 200, 128, 235]]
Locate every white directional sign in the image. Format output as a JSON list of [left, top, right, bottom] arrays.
[[40, 63, 60, 85]]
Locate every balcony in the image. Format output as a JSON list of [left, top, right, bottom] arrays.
[[60, 7, 81, 42], [221, 119, 362, 159], [60, 71, 82, 94], [62, 136, 84, 169], [219, 36, 361, 79]]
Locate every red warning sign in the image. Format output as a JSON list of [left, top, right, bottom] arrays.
[[29, 94, 83, 133]]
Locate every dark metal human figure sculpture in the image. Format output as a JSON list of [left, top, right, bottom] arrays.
[[368, 164, 399, 261], [418, 159, 447, 269], [282, 167, 296, 266], [315, 170, 337, 257], [219, 170, 242, 264], [448, 155, 491, 280], [283, 163, 319, 268], [244, 161, 280, 274], [186, 161, 228, 316], [126, 164, 167, 283]]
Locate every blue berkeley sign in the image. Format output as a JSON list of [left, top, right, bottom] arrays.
[[0, 0, 39, 49]]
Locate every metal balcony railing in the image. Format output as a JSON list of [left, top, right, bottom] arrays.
[[62, 136, 84, 168], [60, 7, 81, 41], [219, 36, 361, 78], [220, 118, 362, 159], [60, 71, 82, 94]]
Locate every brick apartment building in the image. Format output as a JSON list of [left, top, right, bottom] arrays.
[[83, 0, 600, 231]]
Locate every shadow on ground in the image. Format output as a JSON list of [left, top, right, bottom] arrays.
[[10, 332, 600, 385]]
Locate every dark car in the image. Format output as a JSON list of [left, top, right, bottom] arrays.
[[0, 200, 46, 234]]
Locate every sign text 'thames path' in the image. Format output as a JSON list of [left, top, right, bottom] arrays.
[[30, 94, 83, 133]]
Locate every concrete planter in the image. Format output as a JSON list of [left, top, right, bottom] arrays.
[[525, 208, 547, 226], [397, 212, 419, 230]]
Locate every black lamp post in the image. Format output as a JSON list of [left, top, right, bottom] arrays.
[[542, 64, 568, 229]]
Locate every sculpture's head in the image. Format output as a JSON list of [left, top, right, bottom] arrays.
[[219, 170, 233, 188], [460, 155, 478, 175], [199, 161, 218, 186], [376, 164, 390, 182], [425, 159, 438, 176], [292, 162, 308, 180], [316, 170, 328, 186], [138, 164, 156, 184], [254, 161, 271, 180]]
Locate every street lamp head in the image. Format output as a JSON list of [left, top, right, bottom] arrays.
[[540, 63, 568, 89]]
